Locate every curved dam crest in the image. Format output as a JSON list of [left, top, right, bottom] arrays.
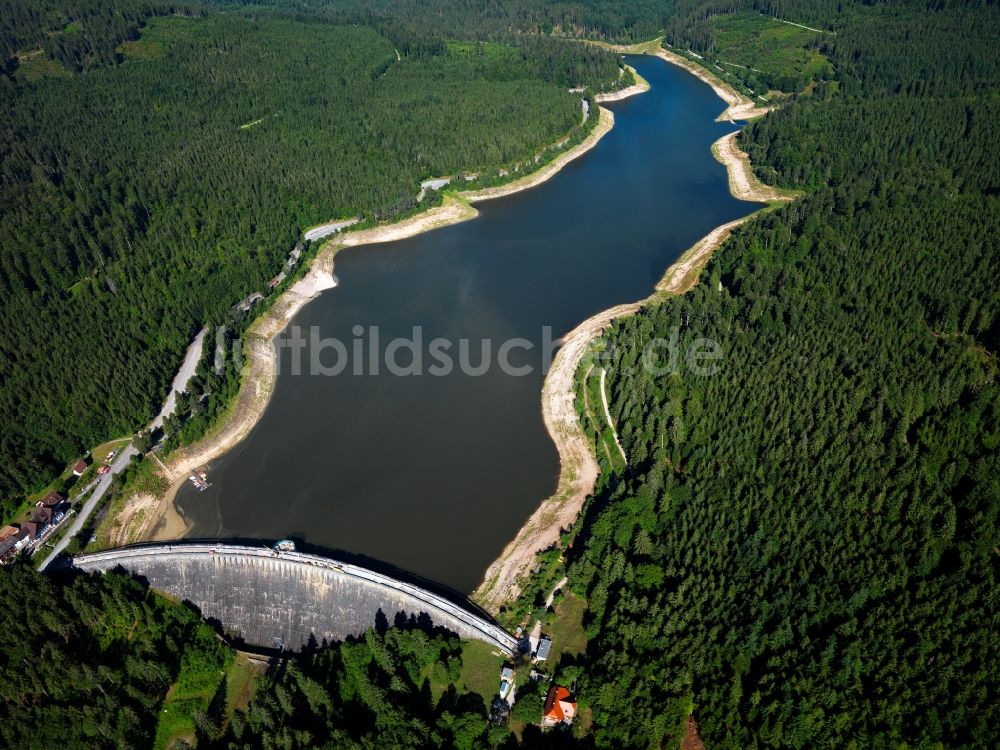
[[72, 544, 517, 654]]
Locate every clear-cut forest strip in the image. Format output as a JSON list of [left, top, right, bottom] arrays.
[[599, 368, 628, 465]]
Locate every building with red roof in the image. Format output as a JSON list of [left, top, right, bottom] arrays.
[[542, 685, 577, 726]]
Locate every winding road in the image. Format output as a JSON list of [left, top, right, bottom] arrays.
[[39, 329, 208, 570]]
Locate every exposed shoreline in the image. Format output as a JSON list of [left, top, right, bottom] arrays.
[[472, 47, 795, 614], [593, 64, 650, 102], [654, 47, 772, 122], [711, 131, 798, 203], [126, 46, 790, 607], [127, 100, 629, 545]]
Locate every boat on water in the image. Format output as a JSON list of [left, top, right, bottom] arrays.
[[273, 539, 296, 552], [188, 469, 211, 491]]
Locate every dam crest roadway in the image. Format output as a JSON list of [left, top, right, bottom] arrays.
[[71, 543, 518, 655]]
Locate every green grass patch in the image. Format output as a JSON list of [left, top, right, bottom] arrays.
[[581, 36, 663, 55], [91, 437, 131, 463], [620, 36, 664, 55], [544, 592, 588, 664], [221, 653, 264, 728], [119, 14, 198, 61], [580, 367, 627, 476], [153, 638, 233, 750], [119, 37, 165, 61], [424, 639, 504, 705], [14, 51, 71, 82], [446, 40, 520, 62], [457, 640, 505, 705], [66, 276, 90, 295]]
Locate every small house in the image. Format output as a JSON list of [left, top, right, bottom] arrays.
[[31, 506, 53, 529], [41, 491, 65, 508], [499, 666, 514, 700], [542, 685, 577, 726], [535, 637, 552, 662], [0, 525, 20, 554], [0, 527, 29, 561], [72, 460, 87, 477]]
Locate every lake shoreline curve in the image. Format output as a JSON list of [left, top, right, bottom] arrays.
[[472, 47, 794, 614], [125, 93, 637, 545]]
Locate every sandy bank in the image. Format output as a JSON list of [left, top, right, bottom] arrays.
[[594, 65, 650, 102], [474, 300, 646, 611], [462, 107, 615, 203], [712, 131, 798, 203], [655, 48, 771, 122]]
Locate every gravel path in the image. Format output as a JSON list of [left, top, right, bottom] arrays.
[[600, 368, 628, 465]]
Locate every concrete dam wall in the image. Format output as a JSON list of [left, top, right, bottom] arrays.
[[72, 544, 517, 654]]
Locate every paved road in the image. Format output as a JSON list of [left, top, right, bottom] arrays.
[[39, 444, 139, 570], [150, 328, 207, 432], [303, 217, 360, 242], [40, 328, 208, 571]]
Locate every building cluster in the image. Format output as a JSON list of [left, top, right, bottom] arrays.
[[268, 243, 304, 289], [0, 491, 68, 563], [492, 627, 579, 730]]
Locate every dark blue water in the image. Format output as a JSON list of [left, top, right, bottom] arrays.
[[178, 56, 755, 592]]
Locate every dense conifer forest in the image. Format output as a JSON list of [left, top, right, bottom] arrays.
[[561, 0, 999, 747], [0, 564, 503, 749], [0, 563, 230, 748], [2, 0, 997, 747]]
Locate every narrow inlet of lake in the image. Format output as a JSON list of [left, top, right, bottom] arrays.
[[177, 56, 757, 593]]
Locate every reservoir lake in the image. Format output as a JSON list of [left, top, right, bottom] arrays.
[[177, 56, 757, 593]]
